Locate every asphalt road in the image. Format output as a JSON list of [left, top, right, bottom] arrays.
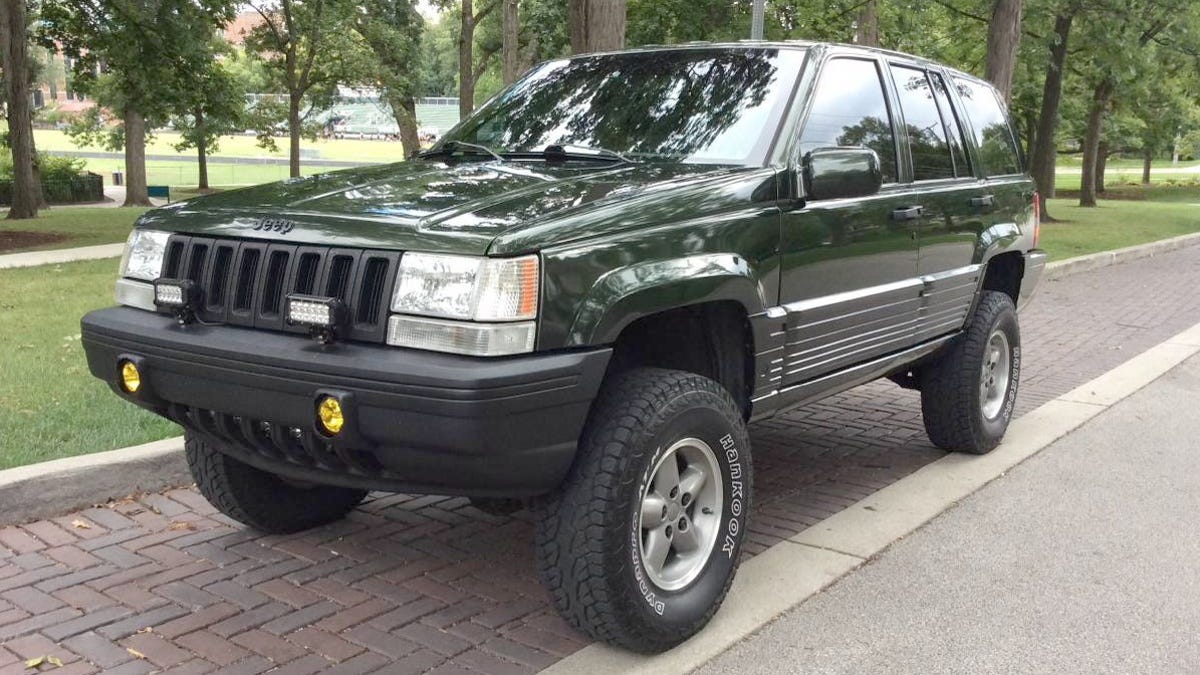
[[699, 355, 1200, 674]]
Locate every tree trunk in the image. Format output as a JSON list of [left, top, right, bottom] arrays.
[[288, 92, 302, 178], [459, 0, 476, 118], [1078, 78, 1113, 208], [122, 109, 151, 207], [0, 0, 38, 219], [854, 0, 880, 47], [389, 93, 420, 159], [1029, 12, 1073, 222], [1024, 107, 1037, 160], [1142, 147, 1153, 184], [984, 0, 1023, 103], [502, 0, 520, 85], [195, 107, 209, 191], [1096, 140, 1108, 194], [569, 0, 627, 54], [29, 124, 44, 209]]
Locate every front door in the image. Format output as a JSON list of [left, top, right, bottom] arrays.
[[778, 55, 923, 387]]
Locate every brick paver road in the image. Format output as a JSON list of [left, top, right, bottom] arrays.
[[3, 246, 1200, 674]]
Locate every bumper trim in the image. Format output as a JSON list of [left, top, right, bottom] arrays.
[[82, 307, 611, 496], [1019, 249, 1047, 312]]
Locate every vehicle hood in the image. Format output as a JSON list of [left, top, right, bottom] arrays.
[[137, 160, 773, 256]]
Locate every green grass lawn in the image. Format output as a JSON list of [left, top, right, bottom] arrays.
[[0, 259, 178, 470], [78, 157, 312, 189], [1040, 195, 1200, 260], [0, 207, 148, 253]]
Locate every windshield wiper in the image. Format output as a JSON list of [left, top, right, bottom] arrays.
[[543, 144, 635, 164], [417, 140, 506, 163]]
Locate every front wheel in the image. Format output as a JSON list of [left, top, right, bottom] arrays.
[[920, 290, 1021, 454], [534, 368, 752, 653], [186, 433, 367, 534]]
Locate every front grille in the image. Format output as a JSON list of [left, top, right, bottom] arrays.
[[161, 235, 400, 343]]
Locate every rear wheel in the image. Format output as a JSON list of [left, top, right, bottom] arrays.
[[534, 368, 752, 653], [186, 433, 367, 533], [920, 290, 1021, 454]]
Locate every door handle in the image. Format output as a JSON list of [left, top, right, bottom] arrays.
[[970, 194, 996, 208], [891, 206, 923, 221]]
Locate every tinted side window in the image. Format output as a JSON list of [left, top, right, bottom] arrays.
[[953, 78, 1022, 175], [889, 65, 954, 181], [799, 58, 897, 184], [929, 71, 971, 177]]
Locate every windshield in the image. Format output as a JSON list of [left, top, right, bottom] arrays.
[[440, 47, 805, 166]]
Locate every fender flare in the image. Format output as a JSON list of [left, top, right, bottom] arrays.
[[565, 253, 767, 346]]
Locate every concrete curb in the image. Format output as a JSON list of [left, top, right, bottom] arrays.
[[0, 436, 188, 524], [1044, 231, 1200, 281], [543, 321, 1200, 675], [0, 243, 125, 270]]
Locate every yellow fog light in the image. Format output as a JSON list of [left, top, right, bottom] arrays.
[[120, 361, 141, 393], [317, 397, 345, 435]]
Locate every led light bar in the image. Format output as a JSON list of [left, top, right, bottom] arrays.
[[153, 278, 197, 309], [286, 294, 346, 328]]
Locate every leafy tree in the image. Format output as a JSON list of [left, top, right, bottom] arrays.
[[0, 0, 39, 218], [353, 0, 424, 157], [245, 0, 361, 177], [39, 0, 234, 206], [1075, 0, 1186, 207], [171, 53, 246, 190]]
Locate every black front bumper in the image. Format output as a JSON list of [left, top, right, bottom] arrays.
[[81, 307, 611, 497]]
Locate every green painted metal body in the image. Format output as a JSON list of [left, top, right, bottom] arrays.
[[132, 42, 1037, 383]]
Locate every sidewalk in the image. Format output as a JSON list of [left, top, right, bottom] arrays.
[[0, 243, 125, 270], [699, 353, 1200, 674]]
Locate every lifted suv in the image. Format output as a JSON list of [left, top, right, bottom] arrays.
[[83, 42, 1045, 652]]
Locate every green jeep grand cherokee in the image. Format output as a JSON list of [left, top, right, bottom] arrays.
[[83, 42, 1045, 652]]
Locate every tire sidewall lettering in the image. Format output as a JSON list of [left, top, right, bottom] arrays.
[[628, 403, 749, 622]]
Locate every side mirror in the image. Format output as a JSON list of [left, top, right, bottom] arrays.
[[801, 147, 883, 201]]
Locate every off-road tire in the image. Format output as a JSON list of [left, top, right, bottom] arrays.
[[185, 433, 368, 533], [533, 368, 752, 653], [920, 290, 1021, 454]]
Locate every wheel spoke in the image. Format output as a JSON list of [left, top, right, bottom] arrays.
[[643, 527, 671, 572], [641, 492, 667, 527], [672, 521, 700, 552], [653, 453, 680, 495], [678, 466, 706, 499]]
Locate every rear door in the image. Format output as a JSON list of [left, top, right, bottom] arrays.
[[948, 74, 1035, 260], [886, 62, 990, 344], [778, 55, 924, 387]]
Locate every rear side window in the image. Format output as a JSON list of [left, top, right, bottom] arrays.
[[889, 64, 955, 181], [953, 78, 1022, 176], [929, 72, 971, 177], [799, 58, 897, 184]]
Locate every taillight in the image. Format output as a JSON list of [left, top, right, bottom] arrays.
[[1032, 191, 1041, 248]]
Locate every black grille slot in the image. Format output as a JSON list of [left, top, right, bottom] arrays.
[[294, 253, 320, 294], [207, 245, 235, 309], [186, 244, 208, 283], [356, 257, 390, 325], [325, 255, 354, 300], [164, 241, 186, 278], [233, 249, 261, 311], [260, 250, 290, 317], [161, 234, 397, 343]]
